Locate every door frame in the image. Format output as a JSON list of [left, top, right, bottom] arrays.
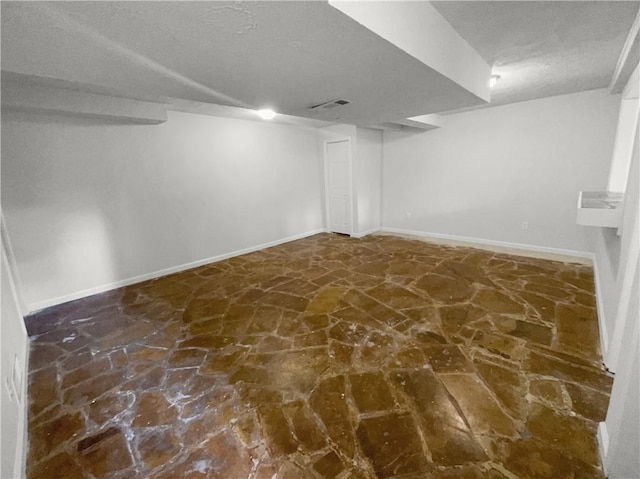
[[323, 137, 354, 236]]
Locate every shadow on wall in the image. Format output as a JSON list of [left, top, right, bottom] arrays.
[[3, 109, 154, 126], [2, 107, 326, 310], [3, 205, 119, 308], [1, 110, 171, 308], [597, 227, 622, 279]]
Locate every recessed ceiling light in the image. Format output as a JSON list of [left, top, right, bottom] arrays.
[[256, 109, 276, 120], [490, 74, 501, 88]]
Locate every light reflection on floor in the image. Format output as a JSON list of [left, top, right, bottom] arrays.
[[25, 233, 611, 479]]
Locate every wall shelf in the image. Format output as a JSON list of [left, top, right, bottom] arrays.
[[576, 191, 624, 228]]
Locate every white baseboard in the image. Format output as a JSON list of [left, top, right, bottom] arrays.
[[597, 421, 609, 476], [592, 256, 610, 363], [27, 229, 327, 314], [351, 227, 381, 239], [16, 340, 29, 479], [380, 227, 593, 263], [381, 228, 613, 369]]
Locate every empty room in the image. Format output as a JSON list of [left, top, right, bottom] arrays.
[[1, 1, 639, 478]]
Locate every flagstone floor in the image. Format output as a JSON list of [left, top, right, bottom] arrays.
[[25, 233, 612, 479]]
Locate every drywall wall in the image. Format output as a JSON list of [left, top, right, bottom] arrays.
[[596, 127, 639, 366], [585, 66, 639, 478], [382, 89, 621, 254], [1, 239, 29, 478], [606, 344, 640, 479], [596, 114, 639, 368], [608, 97, 639, 192], [600, 260, 639, 478], [355, 127, 382, 236], [2, 108, 324, 311]]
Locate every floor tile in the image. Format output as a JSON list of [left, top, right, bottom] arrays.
[[24, 233, 612, 478]]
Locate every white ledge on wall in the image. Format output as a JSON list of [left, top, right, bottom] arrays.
[[1, 80, 168, 125], [375, 114, 443, 132], [576, 191, 624, 230]]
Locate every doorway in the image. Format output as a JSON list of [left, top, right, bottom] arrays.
[[324, 139, 352, 235]]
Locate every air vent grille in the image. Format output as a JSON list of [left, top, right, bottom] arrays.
[[309, 99, 351, 111]]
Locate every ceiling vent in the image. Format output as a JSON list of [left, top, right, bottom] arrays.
[[309, 99, 350, 111]]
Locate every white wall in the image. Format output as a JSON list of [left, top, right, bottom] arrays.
[[608, 63, 639, 193], [595, 69, 640, 364], [596, 129, 639, 364], [382, 89, 621, 254], [2, 109, 324, 311], [1, 237, 29, 479], [599, 255, 639, 478], [608, 98, 640, 193], [594, 100, 639, 477], [355, 127, 382, 236]]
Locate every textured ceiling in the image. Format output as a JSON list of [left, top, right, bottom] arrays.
[[1, 1, 639, 124], [0, 1, 487, 126], [431, 1, 640, 111]]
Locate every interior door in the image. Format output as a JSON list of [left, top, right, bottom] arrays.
[[325, 139, 352, 235]]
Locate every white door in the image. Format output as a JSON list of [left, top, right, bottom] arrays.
[[325, 139, 352, 235]]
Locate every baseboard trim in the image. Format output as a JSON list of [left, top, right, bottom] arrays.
[[380, 227, 593, 263], [592, 255, 610, 362], [27, 228, 327, 314], [597, 421, 609, 476], [16, 336, 29, 479], [351, 227, 381, 239], [381, 228, 612, 363]]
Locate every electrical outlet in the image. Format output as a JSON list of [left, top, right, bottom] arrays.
[[520, 221, 529, 230]]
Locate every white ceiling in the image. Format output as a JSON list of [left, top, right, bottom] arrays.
[[2, 1, 639, 126], [431, 1, 640, 111], [0, 1, 487, 126]]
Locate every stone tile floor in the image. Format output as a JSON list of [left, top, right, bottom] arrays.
[[25, 233, 613, 479]]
